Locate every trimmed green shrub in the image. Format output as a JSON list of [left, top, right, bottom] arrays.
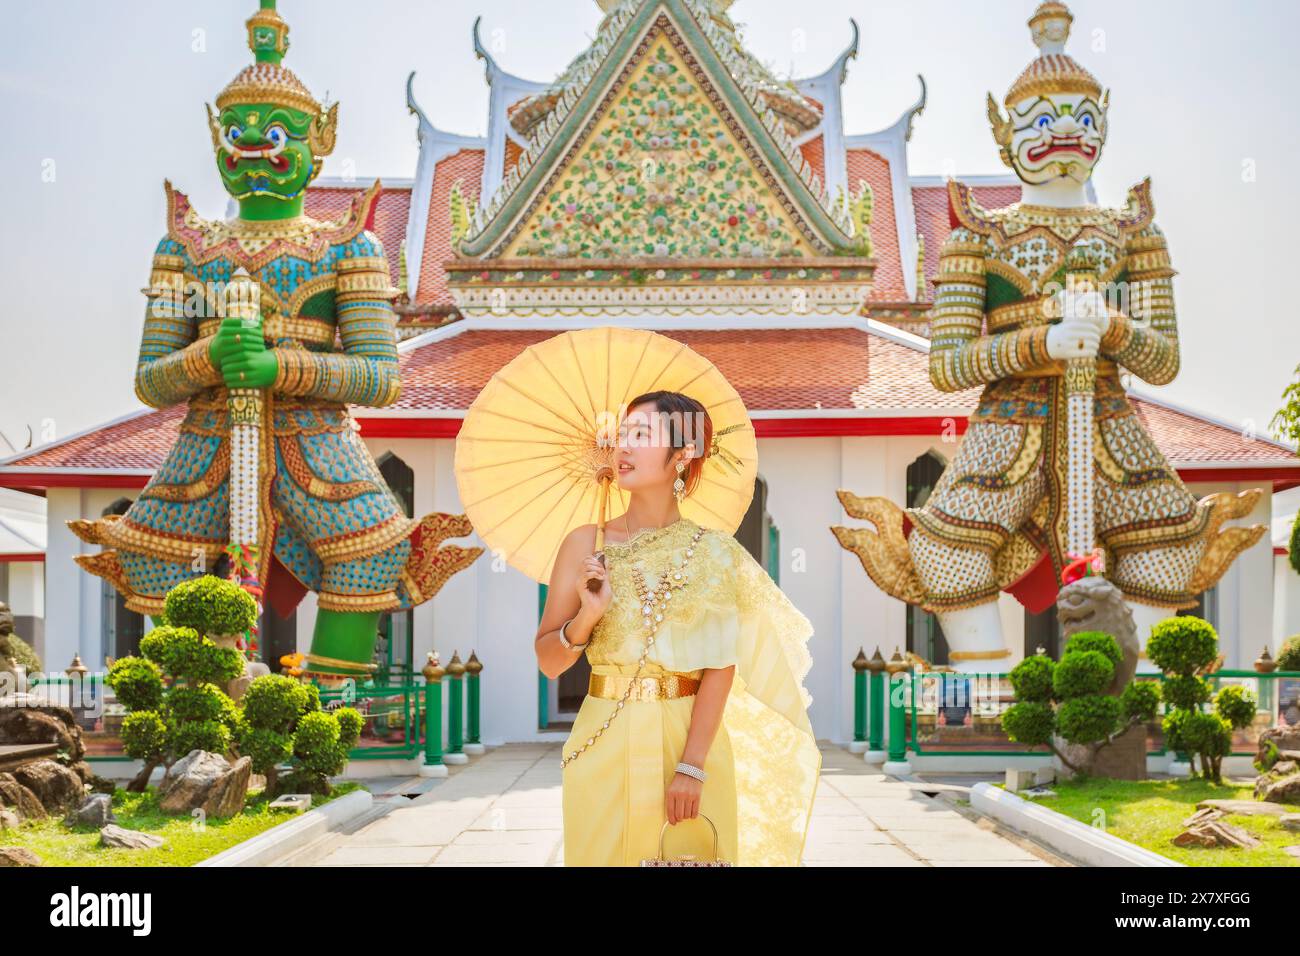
[[1276, 635, 1300, 673], [106, 585, 247, 795], [1147, 617, 1218, 674], [236, 673, 363, 797], [1063, 630, 1124, 667], [1215, 684, 1257, 730], [1148, 616, 1255, 783], [1001, 630, 1155, 777], [1057, 695, 1122, 744], [1053, 650, 1115, 698], [1001, 700, 1055, 747], [1009, 653, 1054, 703], [105, 656, 164, 712], [162, 575, 258, 636]]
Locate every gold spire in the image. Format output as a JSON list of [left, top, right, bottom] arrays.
[[1004, 1, 1102, 107], [214, 2, 324, 117]]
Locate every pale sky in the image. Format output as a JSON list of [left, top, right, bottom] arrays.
[[1, 0, 1297, 454]]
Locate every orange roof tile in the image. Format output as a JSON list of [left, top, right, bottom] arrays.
[[416, 149, 485, 307], [799, 135, 826, 190], [846, 149, 906, 302]]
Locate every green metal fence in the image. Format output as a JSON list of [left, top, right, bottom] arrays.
[[25, 657, 485, 770], [856, 666, 1300, 760]]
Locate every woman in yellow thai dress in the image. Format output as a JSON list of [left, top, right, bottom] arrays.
[[535, 390, 821, 866]]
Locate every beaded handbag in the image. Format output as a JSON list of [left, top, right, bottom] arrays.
[[640, 812, 733, 866]]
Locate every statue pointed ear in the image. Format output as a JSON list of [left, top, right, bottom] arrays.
[[1099, 87, 1110, 136], [206, 103, 222, 153], [986, 92, 1014, 167], [309, 101, 339, 158]]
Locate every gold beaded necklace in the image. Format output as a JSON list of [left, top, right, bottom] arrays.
[[559, 514, 705, 769]]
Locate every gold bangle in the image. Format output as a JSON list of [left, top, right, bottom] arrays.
[[559, 617, 589, 651]]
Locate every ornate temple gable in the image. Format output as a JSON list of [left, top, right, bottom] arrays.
[[456, 0, 859, 262], [501, 29, 815, 261], [512, 0, 822, 142]]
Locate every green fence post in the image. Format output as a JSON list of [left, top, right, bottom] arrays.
[[419, 652, 447, 777], [884, 650, 912, 772], [852, 649, 867, 747], [867, 648, 887, 760], [464, 650, 484, 755], [445, 650, 468, 764]]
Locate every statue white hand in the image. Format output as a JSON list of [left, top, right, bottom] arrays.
[[1054, 287, 1110, 333], [1046, 317, 1101, 360]]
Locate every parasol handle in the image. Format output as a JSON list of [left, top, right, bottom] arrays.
[[587, 469, 613, 593]]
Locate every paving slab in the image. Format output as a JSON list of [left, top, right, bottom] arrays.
[[300, 742, 1066, 867]]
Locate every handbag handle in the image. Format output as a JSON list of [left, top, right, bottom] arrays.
[[654, 811, 722, 862]]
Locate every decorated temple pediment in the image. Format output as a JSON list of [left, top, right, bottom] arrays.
[[447, 0, 873, 317]]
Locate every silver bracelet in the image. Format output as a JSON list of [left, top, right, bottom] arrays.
[[675, 761, 706, 782], [558, 617, 589, 651]]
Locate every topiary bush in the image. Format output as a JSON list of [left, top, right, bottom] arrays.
[[1145, 616, 1256, 783], [1276, 635, 1300, 673], [162, 575, 258, 639], [105, 595, 247, 795], [237, 673, 363, 797], [1000, 630, 1160, 776]]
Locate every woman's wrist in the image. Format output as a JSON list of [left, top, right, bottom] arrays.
[[558, 616, 588, 650]]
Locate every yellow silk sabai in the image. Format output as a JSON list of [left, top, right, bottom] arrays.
[[561, 517, 821, 866]]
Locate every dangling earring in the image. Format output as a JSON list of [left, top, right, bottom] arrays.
[[673, 460, 686, 502]]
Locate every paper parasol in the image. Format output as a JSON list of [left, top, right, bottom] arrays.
[[453, 326, 757, 584]]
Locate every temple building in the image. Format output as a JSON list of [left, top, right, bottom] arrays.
[[1, 0, 1295, 749]]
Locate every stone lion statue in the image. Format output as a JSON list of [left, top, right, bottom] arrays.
[[0, 601, 41, 676], [1055, 576, 1139, 692]]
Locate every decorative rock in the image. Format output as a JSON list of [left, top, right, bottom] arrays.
[[1256, 726, 1300, 762], [1280, 814, 1300, 832], [99, 823, 164, 850], [1182, 806, 1224, 828], [1255, 771, 1300, 805], [1172, 819, 1261, 849], [158, 750, 251, 818], [1285, 846, 1300, 859], [1197, 798, 1293, 817], [0, 808, 21, 830], [11, 759, 84, 814], [64, 792, 116, 828], [0, 771, 45, 821], [0, 846, 43, 866], [0, 703, 84, 762]]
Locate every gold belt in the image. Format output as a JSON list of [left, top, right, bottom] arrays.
[[589, 672, 701, 701]]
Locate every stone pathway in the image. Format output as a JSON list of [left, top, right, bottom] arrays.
[[285, 742, 1067, 867]]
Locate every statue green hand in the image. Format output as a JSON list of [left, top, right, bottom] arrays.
[[210, 316, 278, 389]]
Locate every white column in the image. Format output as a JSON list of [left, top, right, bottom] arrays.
[[44, 488, 88, 675]]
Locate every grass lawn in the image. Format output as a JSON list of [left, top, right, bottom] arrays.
[[1, 780, 366, 866], [1000, 776, 1300, 866]]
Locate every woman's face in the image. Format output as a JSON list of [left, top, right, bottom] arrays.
[[616, 402, 687, 493]]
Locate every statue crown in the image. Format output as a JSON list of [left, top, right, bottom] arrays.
[[1004, 1, 1103, 107], [214, 0, 326, 118]]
